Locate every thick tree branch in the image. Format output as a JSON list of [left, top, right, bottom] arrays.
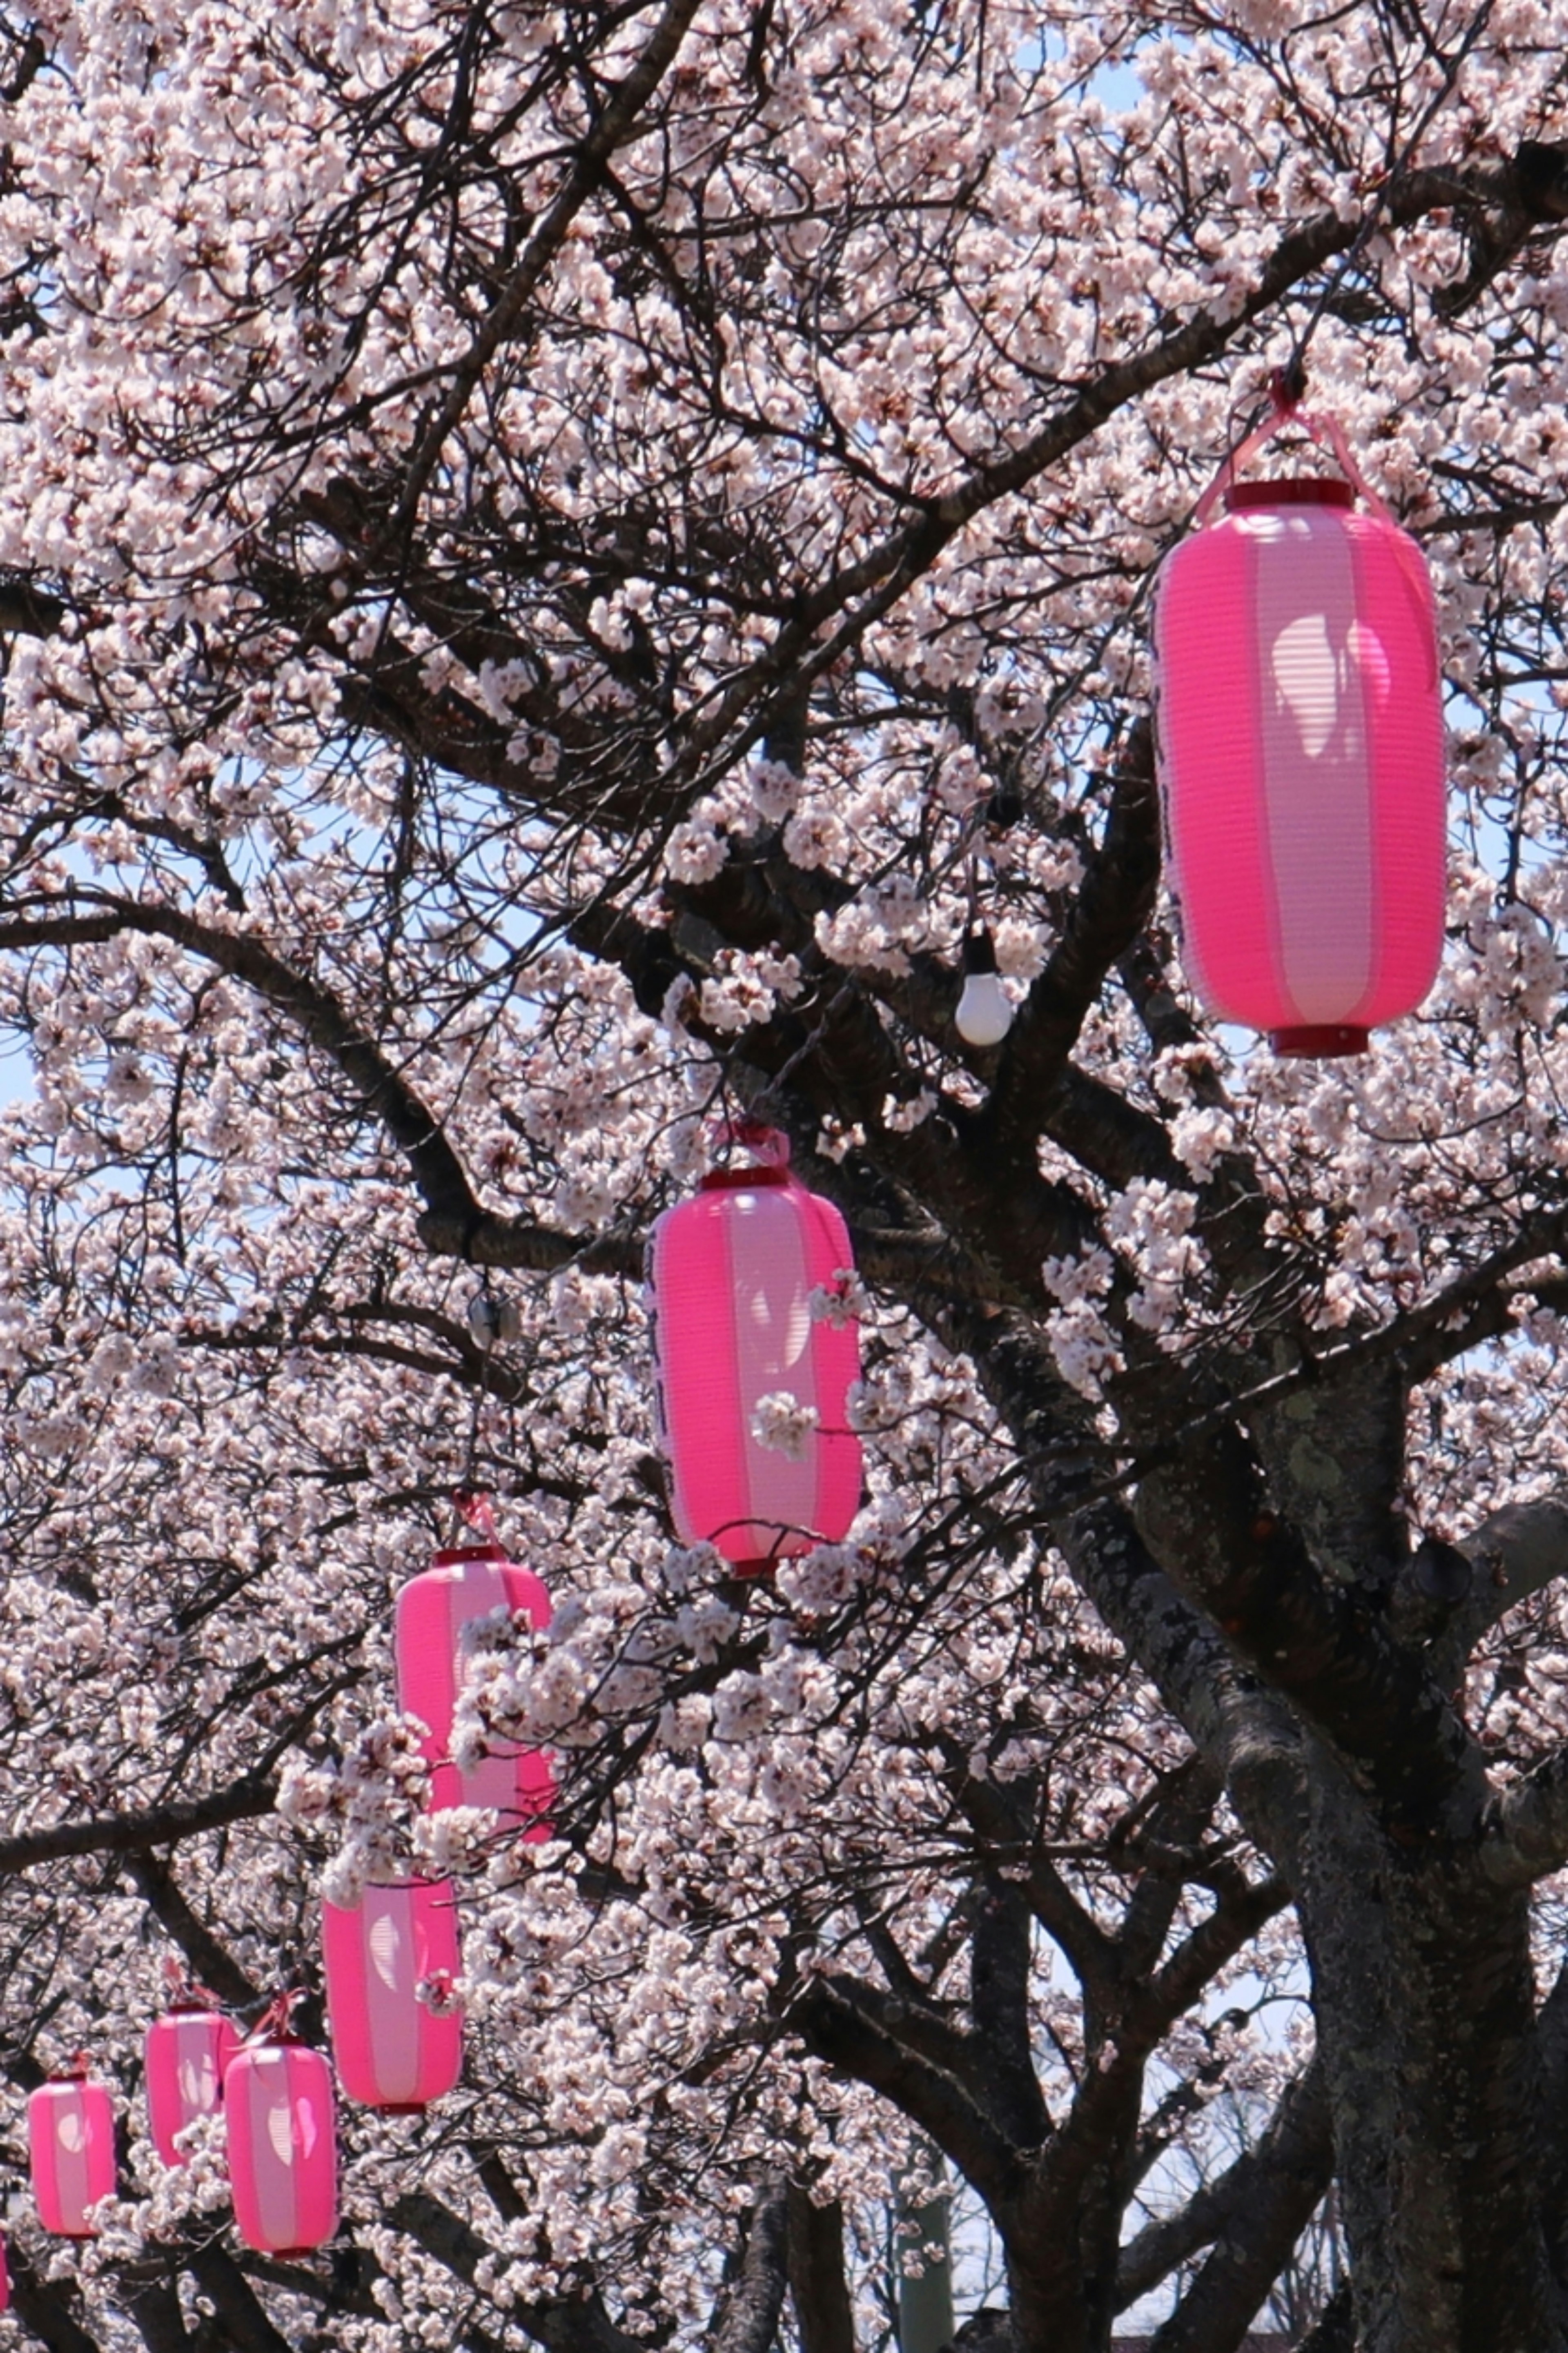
[[0, 1772, 277, 1874], [1134, 1428, 1489, 1840], [943, 1764, 1123, 2019], [6, 2244, 106, 2353], [1116, 2060, 1329, 2309], [786, 2188, 856, 2353], [389, 2190, 642, 2353], [125, 1853, 263, 2009], [184, 2248, 296, 2353], [987, 721, 1159, 1135], [786, 1972, 1030, 2211], [1481, 1739, 1568, 1888], [1120, 2064, 1331, 2342], [707, 2179, 791, 2353]]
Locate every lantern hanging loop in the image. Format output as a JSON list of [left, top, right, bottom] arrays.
[[160, 1957, 221, 2012], [243, 1988, 307, 2047], [453, 1487, 500, 1543], [1192, 379, 1395, 530], [712, 1117, 792, 1170]]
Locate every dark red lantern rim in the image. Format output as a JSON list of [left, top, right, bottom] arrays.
[[1271, 1025, 1371, 1058], [1226, 477, 1355, 511], [698, 1165, 792, 1191], [430, 1544, 512, 1568]]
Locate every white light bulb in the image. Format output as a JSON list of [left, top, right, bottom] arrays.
[[956, 971, 1014, 1047], [955, 928, 1014, 1047]]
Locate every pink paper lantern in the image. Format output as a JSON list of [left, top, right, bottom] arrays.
[[1154, 476, 1446, 1055], [225, 2042, 337, 2257], [0, 2231, 9, 2313], [323, 1879, 462, 2111], [145, 2007, 241, 2166], [646, 1132, 862, 1573], [29, 2078, 116, 2236], [396, 1545, 555, 1833]]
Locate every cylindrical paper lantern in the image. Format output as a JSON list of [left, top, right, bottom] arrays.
[[1154, 475, 1446, 1055], [0, 2231, 9, 2314], [145, 2007, 241, 2166], [396, 1545, 555, 1834], [323, 1879, 462, 2111], [646, 1133, 862, 1572], [225, 2042, 337, 2256], [29, 2078, 116, 2236]]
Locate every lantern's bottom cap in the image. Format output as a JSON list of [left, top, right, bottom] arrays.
[[376, 2103, 429, 2115], [1270, 1025, 1370, 1058]]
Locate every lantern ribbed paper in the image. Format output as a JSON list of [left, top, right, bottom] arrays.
[[1154, 477, 1446, 1055], [29, 2080, 116, 2236], [396, 1545, 555, 1832], [145, 2010, 241, 2166], [225, 2044, 338, 2256], [323, 1880, 462, 2110], [646, 1138, 862, 1573]]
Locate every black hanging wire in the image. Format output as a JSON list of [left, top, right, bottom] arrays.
[[1260, 0, 1499, 430]]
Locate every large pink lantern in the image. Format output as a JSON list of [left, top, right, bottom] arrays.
[[1154, 415, 1446, 1056], [323, 1879, 462, 2111], [646, 1129, 862, 1573], [145, 2006, 241, 2166], [29, 2076, 116, 2236], [396, 1545, 555, 1833], [225, 2039, 337, 2256]]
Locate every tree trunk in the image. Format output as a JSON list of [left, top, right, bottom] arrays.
[[1302, 1758, 1566, 2351]]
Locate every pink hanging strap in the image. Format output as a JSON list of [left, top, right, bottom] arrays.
[[243, 1990, 305, 2048], [713, 1119, 792, 1171], [454, 1489, 499, 1543], [1192, 370, 1394, 528], [162, 1958, 221, 2012]]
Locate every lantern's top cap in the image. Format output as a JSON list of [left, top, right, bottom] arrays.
[[699, 1164, 791, 1191], [1226, 477, 1354, 511]]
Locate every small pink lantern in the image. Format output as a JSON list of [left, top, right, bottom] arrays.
[[322, 1879, 462, 2111], [145, 2004, 241, 2166], [225, 2035, 337, 2257], [29, 2075, 116, 2236], [1154, 400, 1446, 1056], [646, 1128, 862, 1573], [396, 1544, 555, 1833]]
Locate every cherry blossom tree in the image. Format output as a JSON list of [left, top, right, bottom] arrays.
[[0, 1, 1566, 2349]]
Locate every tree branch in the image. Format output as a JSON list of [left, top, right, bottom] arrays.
[[6, 2244, 106, 2353], [125, 1852, 263, 2009], [387, 0, 707, 546], [0, 1773, 277, 1875], [786, 1971, 1029, 2211], [1115, 2060, 1330, 2321], [184, 2247, 296, 2353], [388, 2190, 643, 2353], [707, 2179, 791, 2353], [786, 2188, 856, 2353]]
